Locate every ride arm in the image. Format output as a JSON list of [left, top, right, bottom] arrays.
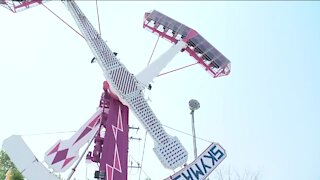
[[62, 0, 188, 169]]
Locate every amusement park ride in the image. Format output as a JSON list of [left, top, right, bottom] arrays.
[[1, 1, 231, 180]]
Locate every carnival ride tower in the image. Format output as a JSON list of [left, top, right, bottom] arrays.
[[1, 1, 231, 180]]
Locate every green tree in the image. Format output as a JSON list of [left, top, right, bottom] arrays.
[[0, 150, 24, 180]]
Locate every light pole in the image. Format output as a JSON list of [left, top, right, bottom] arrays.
[[189, 99, 200, 159]]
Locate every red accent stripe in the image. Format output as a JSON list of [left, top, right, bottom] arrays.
[[47, 142, 60, 156]]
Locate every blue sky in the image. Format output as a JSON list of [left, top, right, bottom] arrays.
[[0, 1, 319, 180]]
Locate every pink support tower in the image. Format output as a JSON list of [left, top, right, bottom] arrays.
[[86, 81, 129, 180], [44, 81, 129, 180]]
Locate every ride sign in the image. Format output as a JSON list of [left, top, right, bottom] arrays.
[[166, 143, 226, 180]]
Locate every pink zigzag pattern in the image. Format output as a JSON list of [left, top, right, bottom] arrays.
[[107, 107, 124, 179]]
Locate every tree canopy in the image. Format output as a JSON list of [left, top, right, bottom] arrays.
[[0, 150, 24, 180]]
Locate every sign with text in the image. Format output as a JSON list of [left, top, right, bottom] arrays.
[[165, 143, 226, 180]]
